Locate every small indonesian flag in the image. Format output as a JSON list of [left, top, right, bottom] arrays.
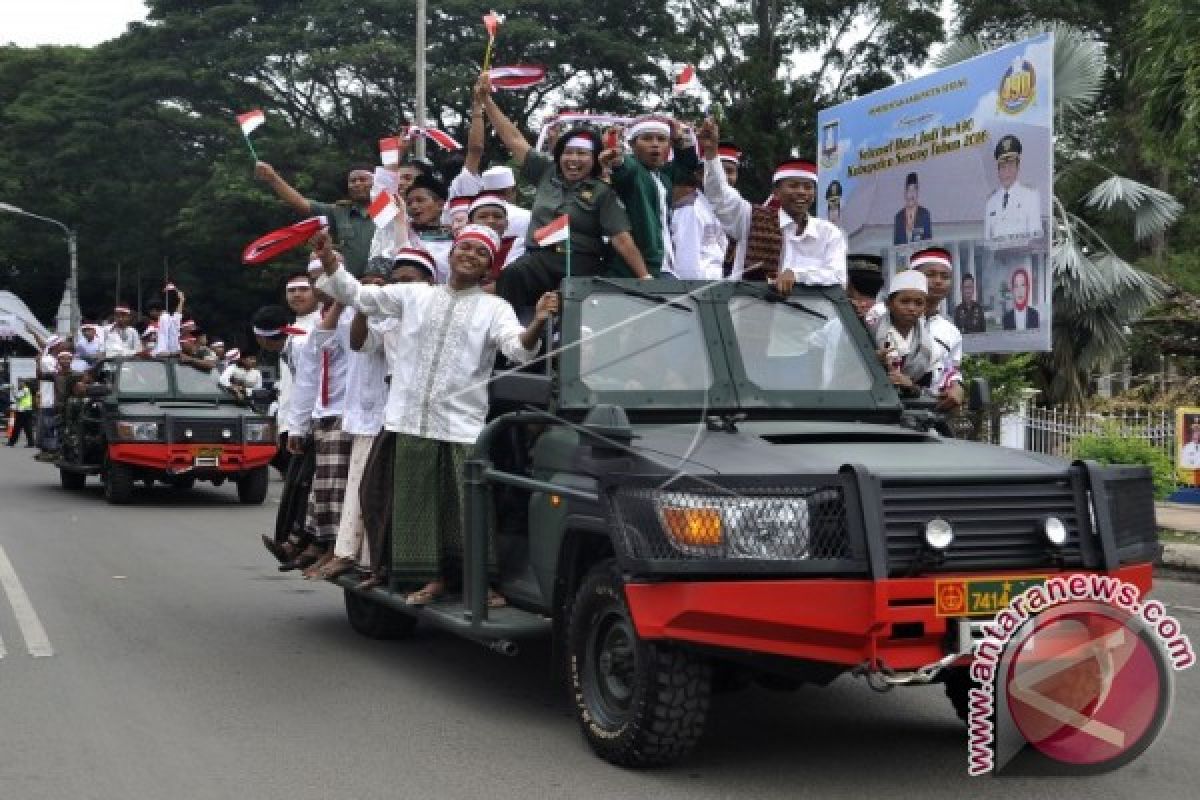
[[412, 127, 463, 152], [237, 109, 265, 136], [242, 216, 328, 265], [379, 136, 402, 166], [533, 214, 570, 247], [367, 191, 400, 229], [673, 64, 701, 95], [483, 10, 503, 39], [489, 65, 547, 90]]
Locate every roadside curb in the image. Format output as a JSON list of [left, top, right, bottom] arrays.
[[1158, 541, 1200, 575]]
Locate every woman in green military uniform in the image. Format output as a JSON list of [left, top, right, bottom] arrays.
[[474, 72, 652, 308]]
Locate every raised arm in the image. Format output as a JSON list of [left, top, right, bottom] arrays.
[[697, 118, 750, 241], [479, 72, 531, 166], [312, 232, 411, 317], [464, 82, 487, 177], [254, 161, 314, 215]]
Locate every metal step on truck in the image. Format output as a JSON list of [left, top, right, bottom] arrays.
[[331, 276, 1159, 768]]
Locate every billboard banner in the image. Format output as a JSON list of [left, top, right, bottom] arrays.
[[1178, 407, 1200, 486], [817, 33, 1054, 353]]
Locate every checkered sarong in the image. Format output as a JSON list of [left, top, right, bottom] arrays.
[[303, 418, 353, 543]]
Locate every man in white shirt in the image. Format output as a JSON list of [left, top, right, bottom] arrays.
[[102, 305, 141, 357], [697, 118, 846, 292], [910, 246, 964, 411], [670, 170, 727, 281], [152, 285, 186, 356], [313, 223, 556, 607], [74, 323, 102, 364], [35, 335, 64, 458], [984, 134, 1043, 244]]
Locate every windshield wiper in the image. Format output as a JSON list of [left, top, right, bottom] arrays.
[[730, 280, 827, 321], [591, 277, 693, 312]]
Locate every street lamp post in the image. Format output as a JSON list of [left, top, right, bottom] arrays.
[[0, 201, 80, 332]]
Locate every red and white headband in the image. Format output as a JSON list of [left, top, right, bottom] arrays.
[[392, 247, 437, 275], [114, 305, 131, 314], [626, 117, 671, 141], [286, 277, 312, 290], [253, 324, 307, 337], [469, 192, 508, 216], [563, 136, 595, 152], [910, 248, 953, 271], [772, 160, 818, 184], [717, 145, 741, 164], [454, 224, 500, 263]]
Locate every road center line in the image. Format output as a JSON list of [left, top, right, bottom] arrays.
[[0, 544, 54, 657]]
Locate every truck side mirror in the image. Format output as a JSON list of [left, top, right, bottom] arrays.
[[968, 378, 990, 412]]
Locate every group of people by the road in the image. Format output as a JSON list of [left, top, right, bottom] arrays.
[[251, 69, 971, 608]]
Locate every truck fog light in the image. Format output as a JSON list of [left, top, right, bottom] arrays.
[[1043, 516, 1068, 547], [924, 518, 954, 550]]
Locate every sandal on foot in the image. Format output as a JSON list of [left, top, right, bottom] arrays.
[[319, 556, 359, 580], [405, 582, 445, 606], [302, 551, 334, 580], [487, 589, 508, 609]]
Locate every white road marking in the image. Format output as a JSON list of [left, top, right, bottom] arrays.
[[0, 544, 54, 657], [0, 629, 6, 659], [1166, 604, 1200, 616]]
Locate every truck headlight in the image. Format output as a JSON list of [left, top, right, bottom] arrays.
[[1042, 516, 1068, 547], [115, 421, 162, 441], [924, 518, 954, 550], [244, 420, 275, 443], [658, 496, 813, 559]]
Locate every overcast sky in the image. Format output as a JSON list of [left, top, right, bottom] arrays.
[[2, 0, 148, 47]]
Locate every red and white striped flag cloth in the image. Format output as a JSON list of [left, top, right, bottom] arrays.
[[379, 136, 402, 166], [489, 65, 547, 90], [673, 65, 701, 95], [483, 10, 503, 39], [367, 191, 401, 228], [533, 214, 570, 247], [236, 109, 265, 136], [411, 127, 463, 151]]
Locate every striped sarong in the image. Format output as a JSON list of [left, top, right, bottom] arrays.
[[303, 417, 353, 543]]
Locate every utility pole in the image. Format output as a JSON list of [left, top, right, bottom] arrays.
[[414, 0, 427, 159]]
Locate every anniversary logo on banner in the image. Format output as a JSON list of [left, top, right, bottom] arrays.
[[817, 33, 1054, 354]]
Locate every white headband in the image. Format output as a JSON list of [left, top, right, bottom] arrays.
[[253, 326, 283, 337], [114, 305, 131, 314], [626, 119, 671, 140], [563, 136, 595, 151], [286, 278, 311, 289]]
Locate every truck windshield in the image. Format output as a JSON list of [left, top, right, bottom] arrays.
[[727, 295, 875, 392], [579, 294, 712, 392], [117, 360, 170, 395], [174, 363, 222, 396]]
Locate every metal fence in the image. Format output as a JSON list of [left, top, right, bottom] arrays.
[[1015, 406, 1175, 460]]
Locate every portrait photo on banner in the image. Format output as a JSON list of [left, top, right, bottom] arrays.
[[1177, 408, 1200, 484], [816, 33, 1055, 354]]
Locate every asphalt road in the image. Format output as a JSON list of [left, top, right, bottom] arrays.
[[1, 444, 1198, 800]]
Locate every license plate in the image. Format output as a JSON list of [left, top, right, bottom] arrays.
[[194, 447, 223, 458], [193, 456, 219, 467], [935, 576, 1046, 617]]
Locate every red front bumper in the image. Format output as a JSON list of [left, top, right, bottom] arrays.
[[109, 442, 277, 473], [624, 563, 1154, 670]]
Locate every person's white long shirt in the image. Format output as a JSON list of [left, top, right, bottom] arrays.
[[287, 307, 353, 436], [275, 310, 321, 436], [152, 311, 182, 356], [315, 267, 538, 444], [671, 191, 727, 281], [103, 325, 141, 357], [338, 316, 394, 436], [702, 156, 847, 286]]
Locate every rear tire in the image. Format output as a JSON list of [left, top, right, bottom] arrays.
[[344, 588, 417, 640], [59, 468, 86, 490], [104, 462, 135, 504], [567, 559, 711, 767], [237, 466, 269, 505]]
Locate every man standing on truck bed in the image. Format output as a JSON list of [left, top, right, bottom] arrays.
[[312, 224, 557, 608]]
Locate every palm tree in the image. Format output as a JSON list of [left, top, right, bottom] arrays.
[[936, 24, 1179, 407]]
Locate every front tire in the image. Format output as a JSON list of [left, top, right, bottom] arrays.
[[567, 559, 711, 767], [943, 666, 974, 723], [104, 461, 135, 504], [237, 466, 269, 505], [344, 588, 417, 640]]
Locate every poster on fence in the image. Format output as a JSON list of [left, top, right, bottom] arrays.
[[1177, 407, 1200, 486], [817, 33, 1054, 354]]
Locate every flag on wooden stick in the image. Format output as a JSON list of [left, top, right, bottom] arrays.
[[236, 109, 266, 160]]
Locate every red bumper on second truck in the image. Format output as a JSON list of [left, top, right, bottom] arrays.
[[108, 443, 277, 473], [624, 563, 1154, 670]]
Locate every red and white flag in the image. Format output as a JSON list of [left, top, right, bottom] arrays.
[[412, 127, 463, 152], [379, 136, 402, 166], [367, 191, 400, 228], [489, 65, 547, 90], [533, 214, 570, 247], [483, 10, 503, 39], [236, 109, 265, 136], [673, 65, 701, 95]]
